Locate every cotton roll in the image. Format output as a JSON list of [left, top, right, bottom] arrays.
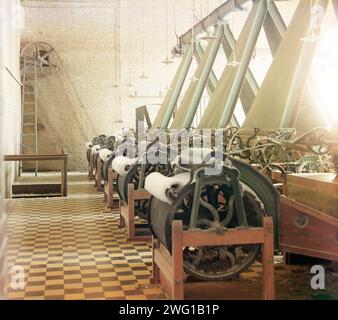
[[112, 156, 137, 176], [145, 172, 191, 205], [98, 148, 113, 161]]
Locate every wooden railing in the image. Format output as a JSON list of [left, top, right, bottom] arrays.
[[3, 153, 68, 197]]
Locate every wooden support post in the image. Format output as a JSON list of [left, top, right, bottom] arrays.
[[262, 217, 275, 300], [171, 220, 184, 300], [96, 159, 103, 192], [88, 156, 95, 180], [61, 153, 68, 197], [119, 183, 152, 242], [104, 169, 118, 209], [107, 168, 114, 208], [151, 239, 160, 284]]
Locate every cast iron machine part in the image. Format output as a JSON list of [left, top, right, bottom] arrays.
[[116, 140, 176, 221], [86, 134, 108, 163], [147, 152, 279, 281]]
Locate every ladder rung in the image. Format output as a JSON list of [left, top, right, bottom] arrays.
[[24, 112, 36, 115], [22, 133, 36, 136], [24, 92, 34, 94], [22, 145, 36, 148], [23, 123, 36, 126]]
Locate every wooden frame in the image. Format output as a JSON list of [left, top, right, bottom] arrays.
[[103, 168, 119, 209], [88, 155, 94, 180], [280, 195, 338, 262], [119, 183, 152, 241], [4, 153, 68, 197], [151, 217, 275, 300]]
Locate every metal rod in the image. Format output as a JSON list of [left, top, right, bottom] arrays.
[[179, 0, 252, 45]]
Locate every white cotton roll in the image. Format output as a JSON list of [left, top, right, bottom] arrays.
[[111, 156, 137, 176], [145, 172, 191, 205], [91, 144, 101, 154], [98, 148, 113, 161]]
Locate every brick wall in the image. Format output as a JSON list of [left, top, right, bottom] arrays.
[[20, 0, 226, 171]]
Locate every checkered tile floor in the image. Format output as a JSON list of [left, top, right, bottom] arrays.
[[5, 173, 285, 300], [5, 176, 167, 300]]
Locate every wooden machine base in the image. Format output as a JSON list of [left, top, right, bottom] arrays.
[[280, 195, 338, 262], [151, 217, 275, 300], [88, 157, 94, 180], [103, 168, 119, 209], [280, 173, 338, 262], [95, 159, 103, 192], [119, 183, 152, 242]]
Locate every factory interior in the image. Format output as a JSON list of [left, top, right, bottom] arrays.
[[1, 0, 338, 302]]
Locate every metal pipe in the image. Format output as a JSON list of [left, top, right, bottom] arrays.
[[179, 0, 252, 45]]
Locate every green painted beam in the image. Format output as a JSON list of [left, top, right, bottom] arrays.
[[152, 43, 194, 128], [223, 25, 259, 115], [242, 0, 329, 131], [198, 0, 267, 129], [170, 24, 225, 129], [195, 41, 239, 127]]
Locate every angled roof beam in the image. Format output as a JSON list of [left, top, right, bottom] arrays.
[[333, 0, 338, 22], [198, 0, 267, 129], [263, 0, 287, 55], [152, 43, 194, 128], [223, 24, 259, 115], [195, 41, 239, 127], [264, 0, 326, 130], [171, 24, 225, 129], [242, 0, 329, 131]]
